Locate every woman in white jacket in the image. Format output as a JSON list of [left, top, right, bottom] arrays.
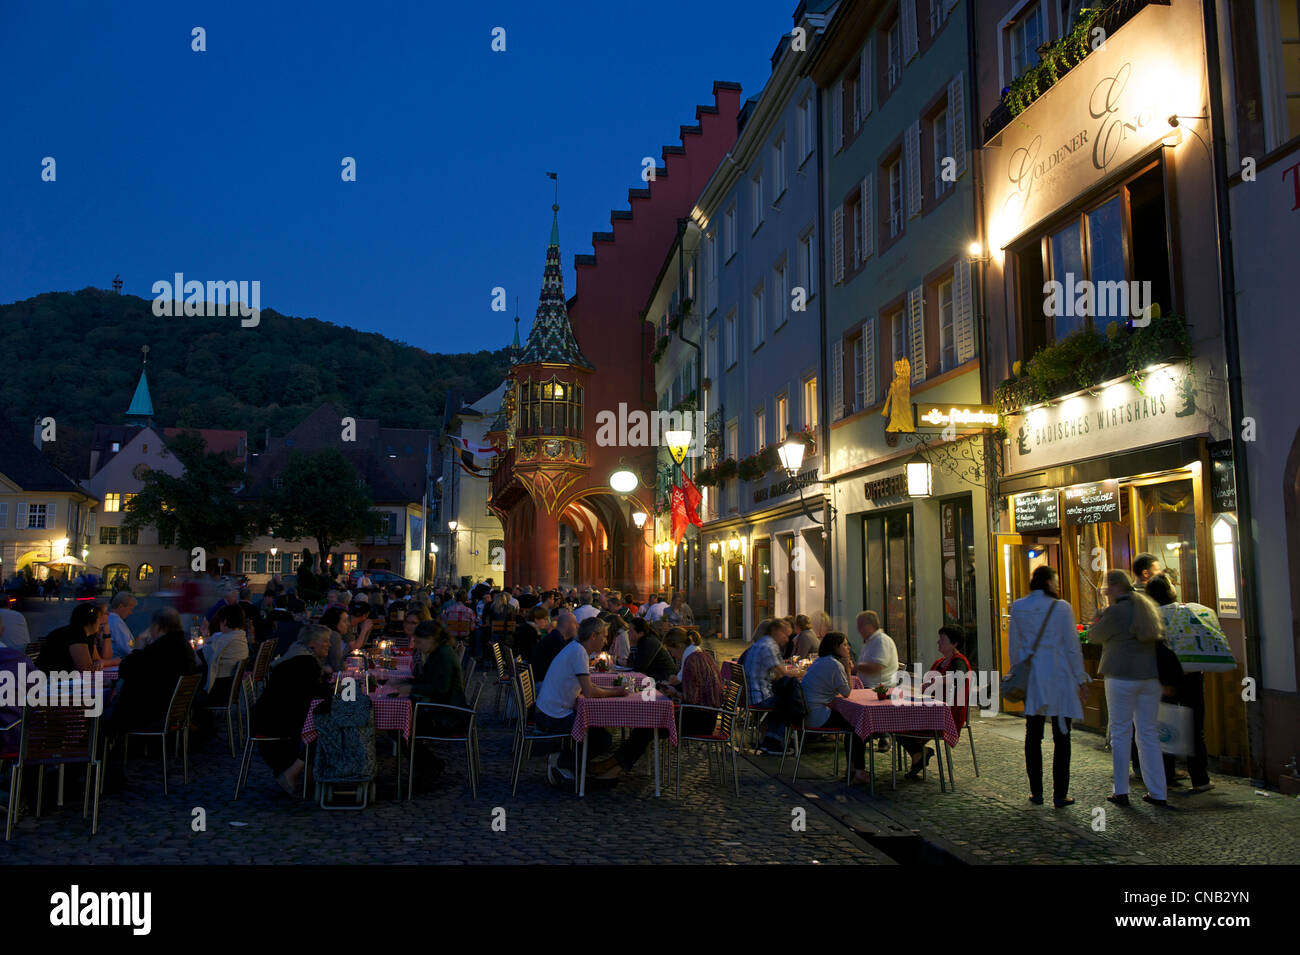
[[1009, 565, 1090, 807]]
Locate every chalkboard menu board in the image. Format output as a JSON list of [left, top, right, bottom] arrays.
[[1063, 480, 1121, 526], [1013, 490, 1060, 532], [1209, 440, 1236, 513]]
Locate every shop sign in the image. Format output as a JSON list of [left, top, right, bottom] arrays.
[[1063, 480, 1121, 526], [914, 403, 999, 430], [983, 1, 1206, 249], [753, 468, 820, 504], [1004, 364, 1215, 473], [1209, 440, 1237, 514], [864, 472, 907, 501], [1013, 490, 1060, 533]]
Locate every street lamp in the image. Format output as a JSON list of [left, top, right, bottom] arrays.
[[777, 430, 806, 473], [664, 429, 692, 467], [609, 467, 638, 494], [906, 454, 933, 498], [448, 520, 458, 532], [631, 510, 648, 530]]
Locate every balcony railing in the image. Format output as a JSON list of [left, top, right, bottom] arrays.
[[983, 0, 1172, 146]]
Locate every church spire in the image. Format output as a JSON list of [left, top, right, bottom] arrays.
[[125, 344, 155, 426], [516, 195, 593, 369]]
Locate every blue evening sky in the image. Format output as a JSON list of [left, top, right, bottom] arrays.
[[0, 0, 796, 353]]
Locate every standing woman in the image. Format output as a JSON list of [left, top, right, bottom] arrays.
[[1009, 566, 1089, 808], [1089, 569, 1169, 807]]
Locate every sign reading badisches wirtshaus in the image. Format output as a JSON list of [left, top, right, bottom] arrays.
[[1003, 363, 1215, 473], [753, 469, 820, 504], [983, 1, 1206, 250]]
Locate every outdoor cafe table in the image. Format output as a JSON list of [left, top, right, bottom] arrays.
[[830, 688, 960, 794], [572, 684, 678, 798]]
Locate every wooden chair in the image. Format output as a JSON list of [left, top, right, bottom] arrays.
[[200, 660, 247, 758], [729, 665, 775, 751], [509, 667, 575, 795], [125, 673, 202, 795], [407, 683, 483, 799], [5, 705, 102, 840], [489, 641, 513, 719], [444, 617, 473, 644], [674, 681, 743, 798], [249, 639, 276, 699], [22, 642, 41, 661]]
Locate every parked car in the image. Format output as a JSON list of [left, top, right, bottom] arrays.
[[348, 569, 417, 590]]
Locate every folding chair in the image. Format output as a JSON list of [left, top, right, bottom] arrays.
[[124, 673, 202, 795], [787, 718, 854, 785], [674, 682, 743, 798], [232, 677, 296, 800], [6, 705, 102, 840], [407, 683, 483, 799], [489, 641, 514, 719], [508, 667, 576, 795], [200, 660, 246, 758], [729, 665, 774, 751], [249, 639, 276, 700]]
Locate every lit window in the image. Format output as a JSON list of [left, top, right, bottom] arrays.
[[803, 376, 819, 430], [754, 407, 767, 451], [104, 493, 121, 512], [242, 552, 259, 573], [776, 393, 789, 439], [343, 553, 359, 574], [110, 442, 121, 453], [136, 563, 154, 581]]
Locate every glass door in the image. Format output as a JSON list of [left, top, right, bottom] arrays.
[[752, 540, 773, 630]]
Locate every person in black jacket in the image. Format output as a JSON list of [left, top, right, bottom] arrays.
[[252, 624, 332, 795], [511, 605, 548, 662], [628, 618, 676, 682], [531, 610, 577, 683]]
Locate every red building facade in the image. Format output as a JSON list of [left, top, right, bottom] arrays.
[[490, 81, 741, 593]]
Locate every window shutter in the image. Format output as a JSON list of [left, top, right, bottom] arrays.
[[256, 552, 267, 574], [47, 502, 57, 529], [908, 286, 927, 383], [949, 72, 966, 178], [901, 0, 919, 63], [862, 318, 877, 406], [16, 503, 26, 529], [831, 207, 845, 284], [859, 42, 872, 120], [954, 259, 976, 364], [860, 174, 874, 260], [831, 87, 843, 152], [831, 338, 844, 421], [905, 121, 922, 218]]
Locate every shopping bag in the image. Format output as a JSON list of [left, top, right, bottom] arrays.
[[1157, 702, 1194, 756], [1159, 603, 1237, 672]]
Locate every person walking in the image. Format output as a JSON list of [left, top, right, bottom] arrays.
[[1089, 569, 1169, 808], [1145, 573, 1214, 794], [1009, 566, 1089, 808]]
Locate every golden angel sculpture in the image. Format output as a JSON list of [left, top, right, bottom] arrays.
[[881, 356, 914, 433]]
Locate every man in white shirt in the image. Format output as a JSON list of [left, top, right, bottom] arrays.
[[855, 610, 899, 688], [534, 616, 628, 785], [107, 591, 138, 658], [573, 590, 599, 623], [645, 594, 670, 622]]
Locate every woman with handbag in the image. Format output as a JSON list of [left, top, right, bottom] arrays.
[[1008, 566, 1089, 808], [1145, 574, 1214, 793], [1089, 569, 1169, 807]]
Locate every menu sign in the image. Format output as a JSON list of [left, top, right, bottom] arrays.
[[1013, 490, 1060, 533], [1063, 480, 1121, 526], [1209, 440, 1237, 513]]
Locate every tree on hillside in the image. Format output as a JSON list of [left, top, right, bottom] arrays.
[[122, 432, 254, 553], [269, 449, 382, 567]]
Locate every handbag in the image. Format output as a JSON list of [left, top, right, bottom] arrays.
[[1002, 600, 1060, 704], [1157, 702, 1194, 756]]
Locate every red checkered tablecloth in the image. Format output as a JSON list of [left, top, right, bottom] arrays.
[[589, 672, 648, 688], [573, 692, 678, 745], [302, 694, 412, 743], [830, 689, 958, 746]]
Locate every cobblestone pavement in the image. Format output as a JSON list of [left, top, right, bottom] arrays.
[[4, 641, 1296, 865], [0, 678, 886, 866]]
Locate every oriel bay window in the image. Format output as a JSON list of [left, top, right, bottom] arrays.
[[1013, 160, 1172, 358], [517, 376, 584, 437]]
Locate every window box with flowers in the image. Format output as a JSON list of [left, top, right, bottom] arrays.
[[715, 458, 739, 481]]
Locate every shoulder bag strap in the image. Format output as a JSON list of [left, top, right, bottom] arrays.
[[1026, 600, 1060, 662]]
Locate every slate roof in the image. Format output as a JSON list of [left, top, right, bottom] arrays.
[[0, 420, 92, 496], [515, 207, 594, 370]]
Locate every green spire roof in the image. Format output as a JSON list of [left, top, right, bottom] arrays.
[[126, 367, 154, 420], [516, 205, 594, 369]]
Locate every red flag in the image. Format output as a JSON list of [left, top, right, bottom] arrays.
[[681, 473, 703, 527], [670, 484, 688, 545]]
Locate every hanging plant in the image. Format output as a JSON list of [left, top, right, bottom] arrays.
[[694, 467, 717, 488], [716, 457, 738, 480]]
